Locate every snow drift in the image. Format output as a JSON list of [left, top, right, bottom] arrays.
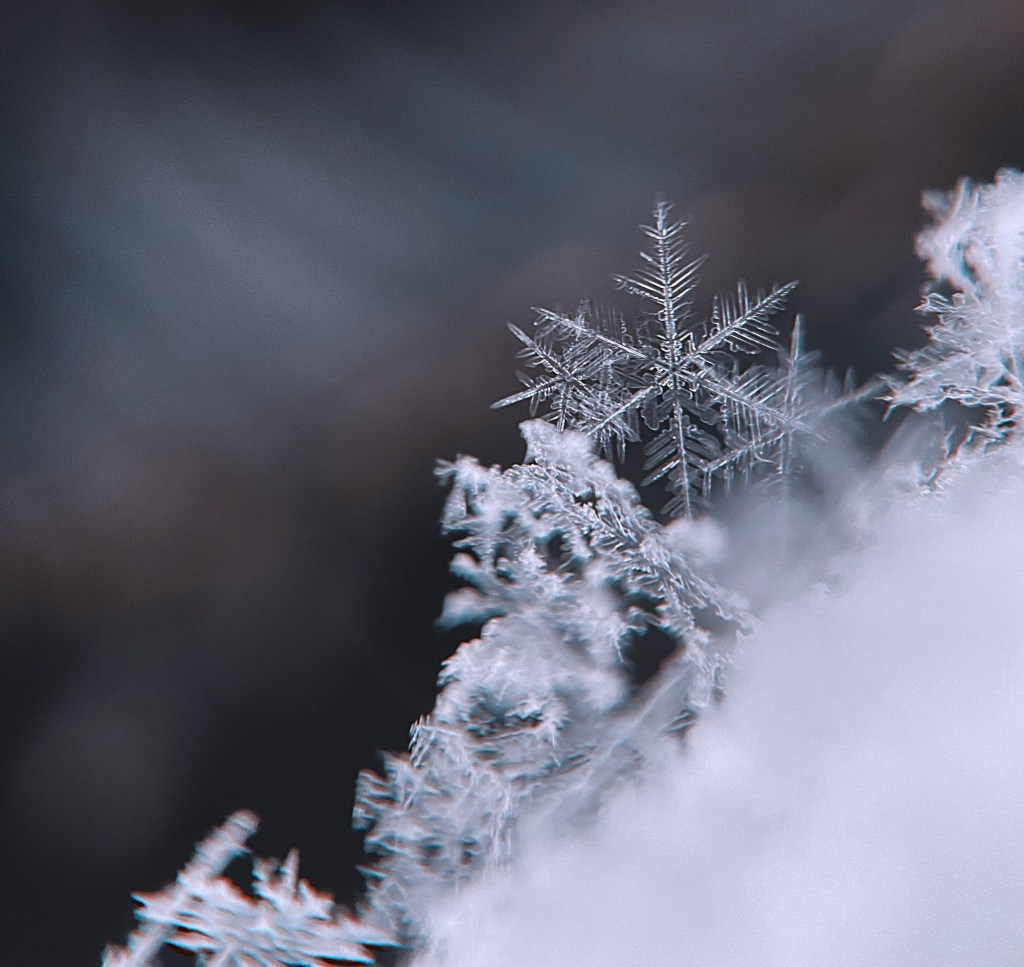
[[414, 446, 1024, 967]]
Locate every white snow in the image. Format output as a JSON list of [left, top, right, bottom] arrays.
[[415, 445, 1024, 967]]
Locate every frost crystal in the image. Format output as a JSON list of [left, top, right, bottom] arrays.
[[892, 168, 1024, 449], [103, 198, 895, 966], [494, 202, 800, 516], [102, 811, 394, 967], [711, 316, 881, 495], [352, 421, 741, 941]]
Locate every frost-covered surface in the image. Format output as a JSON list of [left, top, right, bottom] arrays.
[[893, 168, 1024, 449], [410, 442, 1024, 967], [353, 420, 739, 940], [102, 812, 394, 967]]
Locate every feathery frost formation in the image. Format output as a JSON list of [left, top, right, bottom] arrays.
[[893, 168, 1024, 451], [102, 812, 394, 967], [353, 419, 740, 940], [104, 174, 1023, 965]]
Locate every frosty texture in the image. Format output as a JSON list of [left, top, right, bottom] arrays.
[[893, 169, 1024, 449], [102, 812, 393, 967], [103, 171, 1024, 964]]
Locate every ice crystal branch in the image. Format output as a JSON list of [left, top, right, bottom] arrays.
[[102, 811, 394, 967], [494, 202, 801, 516], [711, 316, 882, 496]]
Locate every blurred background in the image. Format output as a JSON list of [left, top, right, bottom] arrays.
[[2, 0, 1024, 961]]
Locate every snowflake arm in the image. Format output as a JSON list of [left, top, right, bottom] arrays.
[[493, 321, 593, 418], [493, 306, 640, 456], [612, 206, 706, 325], [697, 280, 798, 358]]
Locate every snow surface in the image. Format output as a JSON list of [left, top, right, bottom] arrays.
[[413, 445, 1024, 967]]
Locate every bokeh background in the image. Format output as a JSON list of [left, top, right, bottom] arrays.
[[2, 1, 1024, 962]]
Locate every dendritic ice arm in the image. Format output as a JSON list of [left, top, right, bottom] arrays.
[[102, 811, 395, 967], [494, 201, 799, 516], [492, 304, 641, 459], [707, 316, 883, 495], [608, 212, 799, 516]]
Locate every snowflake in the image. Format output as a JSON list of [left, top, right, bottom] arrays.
[[352, 421, 744, 942], [494, 202, 801, 516], [102, 811, 395, 967]]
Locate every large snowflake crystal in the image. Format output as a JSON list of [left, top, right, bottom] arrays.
[[494, 202, 801, 516]]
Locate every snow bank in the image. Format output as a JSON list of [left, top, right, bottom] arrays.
[[415, 447, 1024, 967]]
